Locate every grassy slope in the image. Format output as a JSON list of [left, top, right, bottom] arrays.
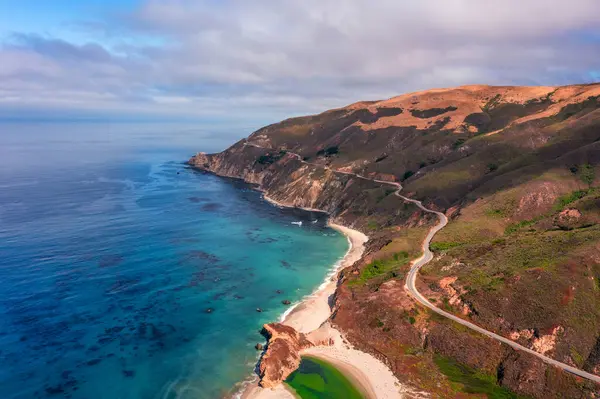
[[224, 85, 600, 398], [426, 178, 600, 369], [336, 95, 599, 397]]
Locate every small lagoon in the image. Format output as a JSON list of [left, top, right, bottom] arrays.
[[286, 357, 365, 399]]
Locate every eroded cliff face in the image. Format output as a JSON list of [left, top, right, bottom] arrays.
[[189, 141, 425, 231], [190, 83, 600, 398]]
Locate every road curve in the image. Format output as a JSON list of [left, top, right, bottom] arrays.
[[396, 191, 600, 384], [242, 141, 600, 384]]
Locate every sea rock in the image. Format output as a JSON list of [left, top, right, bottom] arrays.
[[255, 343, 264, 351], [258, 323, 313, 388], [205, 308, 213, 314], [256, 308, 263, 313], [281, 300, 291, 305]]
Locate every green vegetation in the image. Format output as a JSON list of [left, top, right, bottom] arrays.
[[452, 138, 466, 150], [482, 94, 502, 112], [556, 95, 600, 121], [467, 270, 505, 292], [487, 163, 498, 173], [316, 146, 339, 157], [256, 151, 286, 165], [430, 241, 462, 251], [366, 220, 379, 231], [579, 163, 596, 188], [286, 356, 364, 399], [570, 348, 585, 367], [485, 208, 506, 218], [351, 251, 409, 285], [553, 188, 592, 211], [434, 355, 528, 399], [504, 218, 539, 235], [402, 170, 414, 181], [410, 106, 457, 119], [448, 226, 600, 293]]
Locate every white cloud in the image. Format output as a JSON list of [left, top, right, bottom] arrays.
[[1, 0, 599, 119]]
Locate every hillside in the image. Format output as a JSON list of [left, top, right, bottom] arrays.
[[190, 83, 600, 398]]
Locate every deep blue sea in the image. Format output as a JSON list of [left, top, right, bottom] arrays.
[[0, 122, 348, 399]]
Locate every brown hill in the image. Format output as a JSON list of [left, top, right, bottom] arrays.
[[190, 83, 600, 398]]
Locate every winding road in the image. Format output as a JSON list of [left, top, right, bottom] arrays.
[[243, 141, 600, 384]]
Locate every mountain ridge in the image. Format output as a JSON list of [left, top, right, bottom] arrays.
[[190, 82, 600, 398]]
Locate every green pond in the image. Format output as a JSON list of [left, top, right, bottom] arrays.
[[285, 356, 365, 399]]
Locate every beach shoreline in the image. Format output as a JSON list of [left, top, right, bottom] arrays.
[[235, 194, 407, 399]]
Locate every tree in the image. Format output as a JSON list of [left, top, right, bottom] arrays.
[[579, 163, 595, 188]]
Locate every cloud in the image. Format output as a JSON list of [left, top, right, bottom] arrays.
[[1, 0, 600, 120]]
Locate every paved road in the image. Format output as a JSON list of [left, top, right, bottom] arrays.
[[243, 141, 600, 384]]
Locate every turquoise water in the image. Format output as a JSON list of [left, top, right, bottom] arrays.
[[0, 122, 349, 399]]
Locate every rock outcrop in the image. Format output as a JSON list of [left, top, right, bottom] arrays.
[[258, 323, 313, 388]]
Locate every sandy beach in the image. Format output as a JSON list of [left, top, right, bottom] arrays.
[[238, 197, 409, 398], [282, 222, 367, 334], [303, 322, 431, 398]]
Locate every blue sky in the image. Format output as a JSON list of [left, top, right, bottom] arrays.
[[0, 1, 133, 41], [1, 0, 599, 122]]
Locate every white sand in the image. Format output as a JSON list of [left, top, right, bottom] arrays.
[[282, 222, 367, 334], [301, 323, 417, 399]]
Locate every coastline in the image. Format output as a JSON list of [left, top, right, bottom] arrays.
[[237, 193, 406, 398], [281, 221, 367, 334]]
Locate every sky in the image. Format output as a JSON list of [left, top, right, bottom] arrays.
[[1, 0, 600, 123]]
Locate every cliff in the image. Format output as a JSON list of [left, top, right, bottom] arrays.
[[258, 323, 313, 388], [190, 83, 600, 398]]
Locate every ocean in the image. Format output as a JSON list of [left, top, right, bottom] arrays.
[[0, 122, 349, 399]]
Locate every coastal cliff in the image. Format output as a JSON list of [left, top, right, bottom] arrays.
[[190, 83, 600, 398], [258, 323, 313, 388]]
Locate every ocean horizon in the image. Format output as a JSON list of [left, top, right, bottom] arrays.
[[0, 122, 348, 399]]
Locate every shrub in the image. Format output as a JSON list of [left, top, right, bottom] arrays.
[[579, 163, 595, 188], [430, 242, 462, 251], [452, 138, 466, 150], [553, 189, 590, 211], [256, 150, 287, 165], [352, 251, 410, 285], [367, 220, 379, 230], [316, 146, 339, 157], [504, 218, 538, 235]]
